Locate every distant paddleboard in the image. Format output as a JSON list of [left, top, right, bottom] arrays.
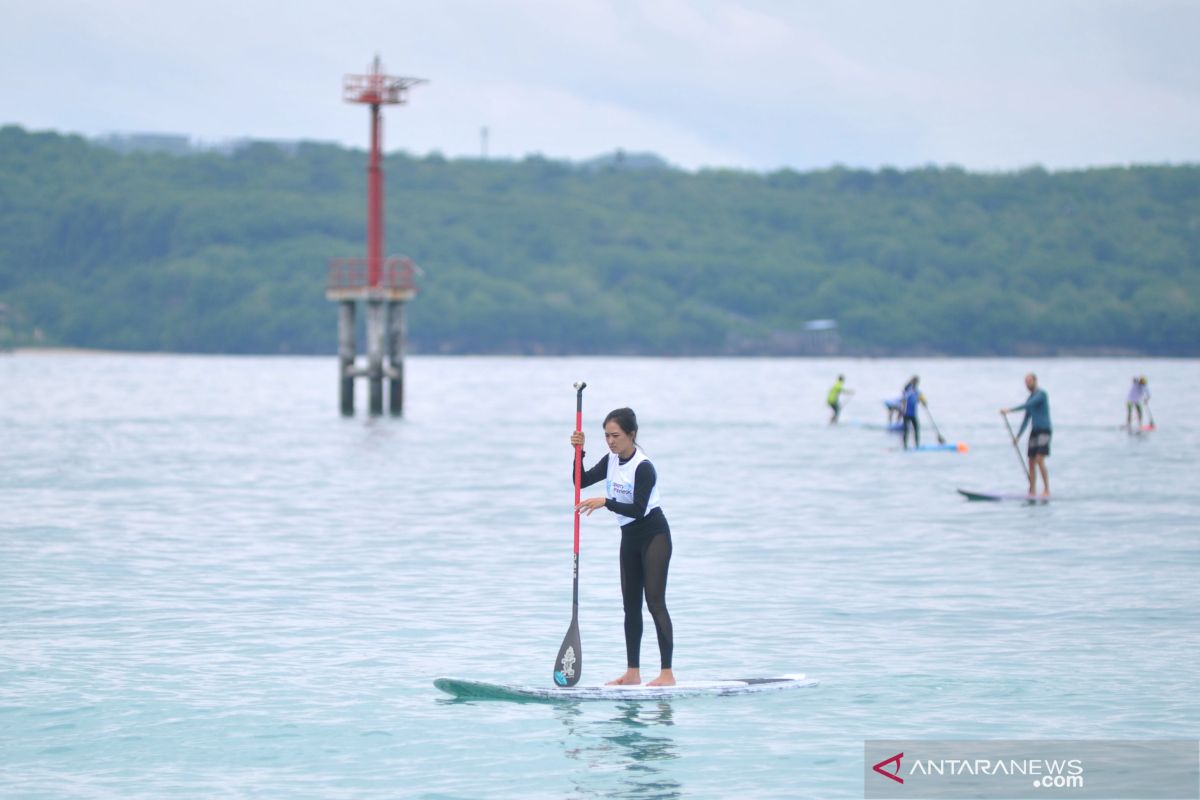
[[897, 443, 969, 450], [860, 422, 904, 432], [958, 488, 1050, 503], [434, 674, 818, 702], [913, 442, 968, 452]]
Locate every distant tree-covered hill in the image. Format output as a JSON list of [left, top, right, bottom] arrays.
[[0, 125, 1196, 355]]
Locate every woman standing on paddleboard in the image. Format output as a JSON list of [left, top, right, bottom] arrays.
[[570, 408, 675, 687]]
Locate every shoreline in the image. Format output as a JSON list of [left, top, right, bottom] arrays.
[[5, 346, 1191, 360]]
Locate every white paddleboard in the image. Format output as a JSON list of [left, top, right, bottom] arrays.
[[434, 674, 818, 702]]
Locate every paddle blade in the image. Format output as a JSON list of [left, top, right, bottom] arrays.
[[553, 613, 582, 687]]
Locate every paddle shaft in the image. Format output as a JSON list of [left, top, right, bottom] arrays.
[[572, 384, 584, 605], [1002, 412, 1029, 476], [924, 404, 946, 444]]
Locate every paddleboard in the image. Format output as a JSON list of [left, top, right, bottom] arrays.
[[434, 674, 818, 702], [958, 488, 1050, 503], [912, 442, 968, 452]]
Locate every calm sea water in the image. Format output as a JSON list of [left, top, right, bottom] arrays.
[[2, 353, 1197, 799]]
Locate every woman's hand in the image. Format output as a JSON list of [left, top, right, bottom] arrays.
[[575, 497, 607, 516], [570, 431, 585, 448]]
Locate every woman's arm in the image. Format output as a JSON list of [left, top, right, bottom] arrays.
[[570, 430, 608, 488], [604, 461, 657, 519], [574, 452, 608, 488]]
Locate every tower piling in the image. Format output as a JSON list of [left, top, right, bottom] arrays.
[[387, 301, 406, 416], [338, 301, 356, 416]]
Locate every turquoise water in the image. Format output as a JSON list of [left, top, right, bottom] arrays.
[[2, 353, 1197, 798]]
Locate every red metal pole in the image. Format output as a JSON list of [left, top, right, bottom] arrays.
[[367, 101, 383, 288]]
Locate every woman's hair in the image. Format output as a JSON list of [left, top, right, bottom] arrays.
[[604, 407, 639, 443]]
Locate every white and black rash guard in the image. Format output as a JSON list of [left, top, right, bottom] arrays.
[[575, 449, 667, 533]]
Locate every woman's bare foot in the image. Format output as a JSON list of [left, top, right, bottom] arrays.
[[645, 669, 676, 687], [607, 668, 641, 685]]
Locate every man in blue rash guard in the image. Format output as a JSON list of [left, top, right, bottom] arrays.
[[570, 407, 675, 688], [1002, 373, 1052, 497]]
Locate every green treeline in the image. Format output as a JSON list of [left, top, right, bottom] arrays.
[[0, 125, 1196, 355]]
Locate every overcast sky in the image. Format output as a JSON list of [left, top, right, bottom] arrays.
[[2, 0, 1197, 171]]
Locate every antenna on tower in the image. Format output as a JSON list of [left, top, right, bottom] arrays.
[[342, 54, 427, 106]]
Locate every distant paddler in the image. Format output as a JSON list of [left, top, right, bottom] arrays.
[[900, 376, 928, 450], [827, 374, 854, 424], [1001, 373, 1052, 497], [1125, 376, 1151, 430], [884, 396, 902, 426]]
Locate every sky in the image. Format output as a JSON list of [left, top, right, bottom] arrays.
[[2, 0, 1198, 172]]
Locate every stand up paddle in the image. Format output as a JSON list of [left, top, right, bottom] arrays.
[[959, 412, 1035, 502], [554, 381, 586, 687], [1001, 411, 1028, 476], [923, 403, 947, 445], [1146, 401, 1156, 431]]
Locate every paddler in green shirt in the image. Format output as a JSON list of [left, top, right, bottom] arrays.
[[827, 375, 853, 424]]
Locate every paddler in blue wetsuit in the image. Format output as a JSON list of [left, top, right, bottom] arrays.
[[900, 376, 927, 450], [1002, 373, 1052, 497]]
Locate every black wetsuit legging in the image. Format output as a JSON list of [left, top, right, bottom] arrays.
[[619, 513, 673, 669], [903, 414, 920, 448], [576, 452, 674, 670]]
